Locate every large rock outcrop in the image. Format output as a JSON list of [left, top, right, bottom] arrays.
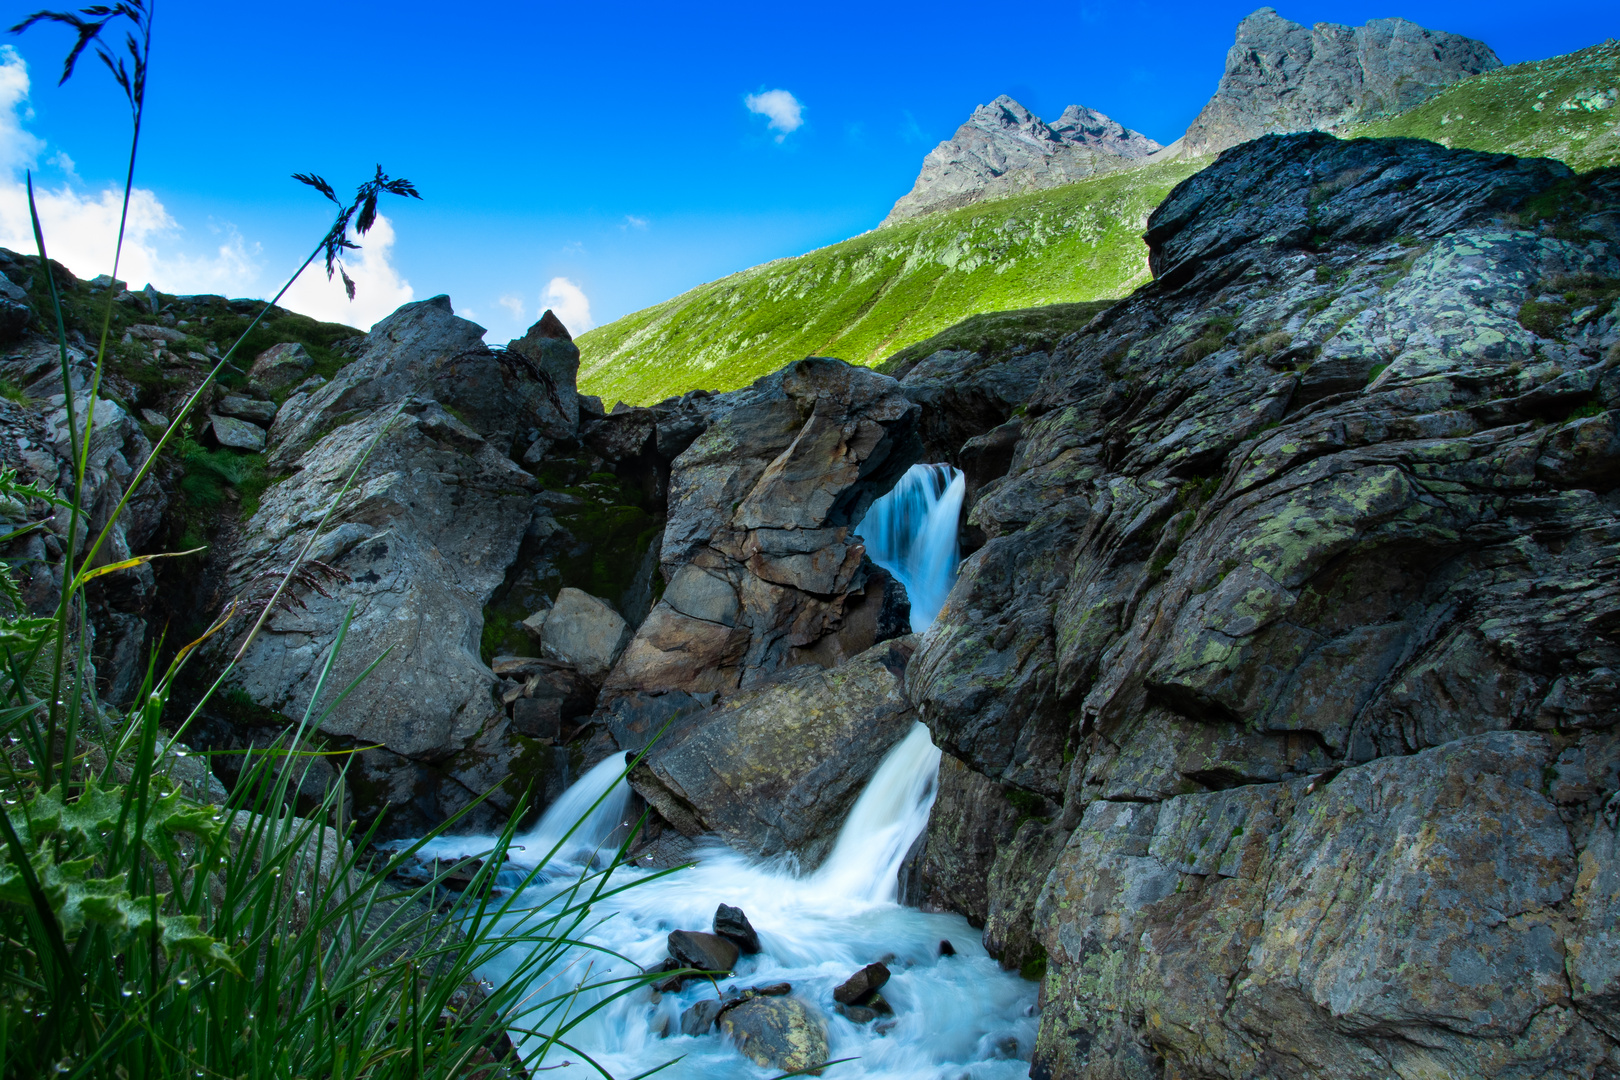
[[218, 298, 583, 836], [583, 357, 923, 864], [627, 636, 919, 868], [882, 96, 1161, 225], [906, 132, 1620, 1076], [602, 357, 920, 702], [1180, 8, 1502, 156]]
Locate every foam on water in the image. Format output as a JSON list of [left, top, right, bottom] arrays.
[[860, 464, 967, 632], [452, 724, 1037, 1079]]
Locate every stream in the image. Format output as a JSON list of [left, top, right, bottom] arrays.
[[419, 465, 1036, 1079]]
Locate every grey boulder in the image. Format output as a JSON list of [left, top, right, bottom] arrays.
[[630, 636, 920, 868], [215, 394, 277, 425], [217, 297, 574, 838], [207, 413, 266, 452], [531, 588, 631, 681], [247, 341, 314, 393]]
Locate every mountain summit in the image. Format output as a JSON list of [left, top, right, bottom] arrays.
[[882, 8, 1500, 227], [1181, 8, 1502, 154], [880, 96, 1160, 225]]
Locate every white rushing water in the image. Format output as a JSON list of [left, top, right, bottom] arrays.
[[860, 464, 967, 632], [420, 723, 1038, 1079]]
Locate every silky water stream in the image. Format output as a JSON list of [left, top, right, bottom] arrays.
[[859, 463, 967, 632], [417, 464, 1035, 1078]]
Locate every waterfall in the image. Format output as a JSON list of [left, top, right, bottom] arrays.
[[421, 471, 1039, 1078], [860, 463, 966, 631], [509, 755, 632, 865], [811, 723, 941, 904], [407, 754, 631, 867], [456, 723, 1037, 1078]]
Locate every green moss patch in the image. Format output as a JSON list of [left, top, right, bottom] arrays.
[[172, 438, 271, 549]]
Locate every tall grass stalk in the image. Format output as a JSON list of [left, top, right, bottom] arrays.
[[0, 5, 669, 1078]]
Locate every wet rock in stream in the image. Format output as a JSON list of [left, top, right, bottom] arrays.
[[666, 929, 740, 974], [832, 961, 891, 1005], [718, 995, 830, 1074], [679, 998, 726, 1036], [713, 903, 761, 954]]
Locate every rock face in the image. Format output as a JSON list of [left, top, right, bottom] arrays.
[[601, 357, 919, 703], [883, 96, 1160, 225], [1181, 8, 1502, 156], [219, 297, 581, 836], [906, 132, 1620, 1076], [629, 637, 919, 868]]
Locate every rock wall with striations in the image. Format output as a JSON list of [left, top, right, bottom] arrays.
[[906, 133, 1620, 1077], [1180, 7, 1502, 156], [882, 96, 1161, 226]]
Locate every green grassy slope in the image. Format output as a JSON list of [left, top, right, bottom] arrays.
[[577, 158, 1204, 405], [1345, 39, 1620, 172], [579, 40, 1619, 408]]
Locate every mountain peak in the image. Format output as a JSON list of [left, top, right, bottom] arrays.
[[881, 100, 1161, 226], [1181, 6, 1502, 155]]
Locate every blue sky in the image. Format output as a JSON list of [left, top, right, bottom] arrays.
[[1, 0, 1614, 340]]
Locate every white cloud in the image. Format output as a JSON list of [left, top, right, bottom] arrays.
[[0, 47, 42, 176], [542, 277, 592, 335], [0, 47, 260, 297], [745, 89, 804, 142], [279, 214, 413, 331], [498, 293, 525, 320], [622, 214, 649, 230]]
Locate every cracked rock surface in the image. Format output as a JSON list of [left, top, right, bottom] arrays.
[[905, 132, 1620, 1077]]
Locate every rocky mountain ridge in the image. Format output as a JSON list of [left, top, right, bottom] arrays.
[[1180, 7, 1503, 155], [883, 7, 1500, 228], [880, 96, 1161, 225]]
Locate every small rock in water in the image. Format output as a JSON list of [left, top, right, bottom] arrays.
[[749, 982, 791, 997], [939, 939, 956, 956], [837, 1003, 878, 1024], [865, 990, 894, 1015], [713, 903, 762, 954], [649, 1011, 671, 1038], [648, 956, 685, 992], [668, 929, 740, 974], [679, 998, 726, 1036], [832, 962, 891, 1005], [719, 996, 829, 1073]]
